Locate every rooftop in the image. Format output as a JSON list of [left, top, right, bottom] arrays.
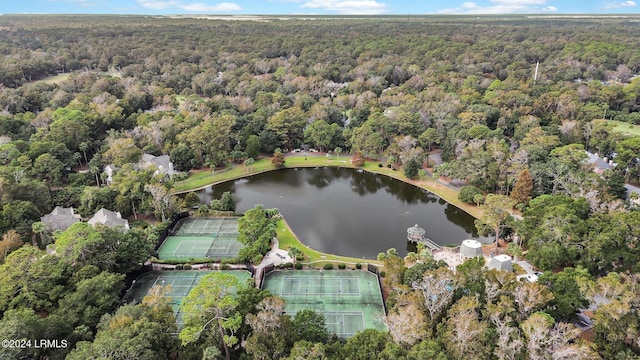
[[88, 208, 130, 231], [40, 206, 81, 232]]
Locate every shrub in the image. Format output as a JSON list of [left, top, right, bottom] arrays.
[[356, 263, 362, 269], [323, 263, 334, 270], [183, 264, 192, 270], [387, 164, 392, 168], [175, 264, 184, 270], [284, 262, 294, 269], [403, 158, 421, 179], [295, 262, 303, 270], [380, 271, 386, 277], [338, 263, 346, 269], [252, 254, 264, 265], [378, 163, 383, 167], [351, 152, 364, 167], [458, 185, 483, 204], [272, 148, 285, 168], [220, 264, 231, 270]]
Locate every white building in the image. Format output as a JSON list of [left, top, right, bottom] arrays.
[[487, 254, 513, 272]]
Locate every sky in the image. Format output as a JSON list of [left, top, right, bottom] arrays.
[[2, 0, 638, 15]]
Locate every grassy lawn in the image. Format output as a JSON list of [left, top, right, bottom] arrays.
[[172, 158, 275, 193], [173, 154, 490, 265], [513, 263, 528, 276], [33, 73, 71, 85], [276, 219, 382, 265], [360, 162, 483, 219], [172, 155, 352, 193], [606, 120, 640, 137], [173, 154, 483, 219]]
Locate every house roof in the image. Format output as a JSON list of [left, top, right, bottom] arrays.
[[460, 240, 483, 258], [41, 206, 81, 232], [487, 255, 513, 272], [584, 151, 614, 172], [88, 208, 130, 231], [139, 153, 174, 176]]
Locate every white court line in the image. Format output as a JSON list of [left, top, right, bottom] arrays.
[[281, 276, 360, 295], [322, 312, 364, 337], [282, 278, 301, 294], [172, 240, 190, 256]]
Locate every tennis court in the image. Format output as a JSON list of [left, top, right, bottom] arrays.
[[125, 270, 253, 327], [156, 217, 244, 261], [171, 217, 238, 237], [262, 270, 387, 338]]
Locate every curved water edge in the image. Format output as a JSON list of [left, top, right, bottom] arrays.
[[193, 167, 491, 259], [173, 162, 481, 219]]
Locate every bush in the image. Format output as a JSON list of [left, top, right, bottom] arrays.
[[220, 264, 231, 270], [175, 264, 184, 270], [356, 263, 362, 269], [323, 263, 334, 270], [252, 254, 264, 265], [458, 185, 483, 204], [387, 164, 392, 168], [351, 152, 364, 167], [338, 263, 346, 269], [380, 271, 386, 277], [184, 264, 192, 270], [403, 158, 421, 179], [378, 163, 383, 167], [172, 172, 189, 182], [68, 173, 93, 187], [295, 262, 303, 269]]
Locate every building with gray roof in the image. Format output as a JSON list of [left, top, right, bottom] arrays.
[[40, 206, 81, 232], [88, 208, 130, 231]]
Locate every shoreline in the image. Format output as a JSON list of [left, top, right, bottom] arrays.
[[171, 155, 482, 219], [171, 155, 484, 262]]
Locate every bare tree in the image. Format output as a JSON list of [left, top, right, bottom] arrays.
[[521, 312, 598, 360], [412, 267, 459, 325], [442, 296, 489, 359], [384, 294, 427, 347], [514, 282, 554, 321]]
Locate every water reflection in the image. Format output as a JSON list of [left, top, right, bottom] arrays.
[[197, 168, 491, 258]]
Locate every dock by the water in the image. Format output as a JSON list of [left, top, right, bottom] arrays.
[[407, 224, 441, 251]]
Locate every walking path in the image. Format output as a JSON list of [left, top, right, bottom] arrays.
[[254, 238, 292, 287]]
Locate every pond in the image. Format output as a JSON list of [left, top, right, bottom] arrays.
[[196, 167, 491, 259]]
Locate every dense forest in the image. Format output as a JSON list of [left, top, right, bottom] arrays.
[[0, 14, 640, 359]]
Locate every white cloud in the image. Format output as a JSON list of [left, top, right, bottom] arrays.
[[438, 0, 559, 14], [137, 0, 241, 12], [49, 0, 100, 7], [605, 0, 636, 8], [300, 0, 389, 14]]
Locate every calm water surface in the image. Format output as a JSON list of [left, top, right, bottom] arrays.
[[197, 167, 490, 259]]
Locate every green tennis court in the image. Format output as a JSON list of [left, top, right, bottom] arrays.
[[125, 270, 253, 327], [171, 217, 238, 237], [157, 217, 244, 261], [262, 270, 387, 338]]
